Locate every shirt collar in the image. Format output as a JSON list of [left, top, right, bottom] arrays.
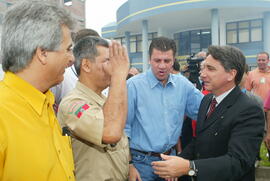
[[147, 68, 175, 88], [256, 67, 270, 73], [3, 72, 54, 115], [214, 86, 235, 105], [76, 81, 105, 106]]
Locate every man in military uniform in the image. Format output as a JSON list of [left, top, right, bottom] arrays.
[[57, 36, 130, 180]]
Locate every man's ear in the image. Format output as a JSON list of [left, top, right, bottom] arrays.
[[35, 47, 48, 65], [228, 69, 237, 82], [81, 58, 92, 73]]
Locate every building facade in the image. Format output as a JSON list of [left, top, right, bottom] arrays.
[[101, 0, 270, 71]]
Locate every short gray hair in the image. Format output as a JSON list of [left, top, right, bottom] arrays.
[[1, 0, 75, 73], [73, 36, 109, 76]]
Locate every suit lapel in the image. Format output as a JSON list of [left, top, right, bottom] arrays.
[[197, 87, 242, 133], [196, 95, 212, 131]]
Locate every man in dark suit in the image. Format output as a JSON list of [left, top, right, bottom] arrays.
[[152, 45, 265, 181]]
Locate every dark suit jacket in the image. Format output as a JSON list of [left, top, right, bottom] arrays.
[[180, 86, 264, 181]]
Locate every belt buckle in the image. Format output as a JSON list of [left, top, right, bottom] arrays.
[[162, 148, 171, 155]]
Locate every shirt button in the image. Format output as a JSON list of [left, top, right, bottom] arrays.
[[58, 150, 61, 154]]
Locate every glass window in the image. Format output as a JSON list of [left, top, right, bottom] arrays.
[[201, 30, 211, 50], [137, 41, 142, 52], [174, 39, 180, 55], [239, 29, 249, 43], [191, 30, 200, 54], [251, 20, 262, 27], [239, 21, 249, 28], [122, 38, 126, 45], [227, 30, 237, 44], [114, 37, 125, 45], [251, 28, 262, 42], [64, 0, 72, 6], [226, 19, 262, 44], [130, 36, 136, 53], [179, 31, 190, 55], [175, 29, 211, 56], [227, 23, 237, 30]]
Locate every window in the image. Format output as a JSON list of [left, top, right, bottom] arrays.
[[64, 0, 72, 6], [227, 30, 237, 44], [114, 37, 125, 45], [174, 29, 211, 56], [148, 32, 157, 47], [130, 36, 137, 53], [123, 32, 157, 53], [226, 19, 263, 44]]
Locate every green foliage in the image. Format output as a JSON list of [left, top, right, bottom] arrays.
[[259, 143, 270, 167]]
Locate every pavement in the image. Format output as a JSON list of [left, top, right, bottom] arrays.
[[255, 166, 270, 181]]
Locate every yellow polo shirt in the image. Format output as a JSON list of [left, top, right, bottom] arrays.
[[0, 72, 75, 181]]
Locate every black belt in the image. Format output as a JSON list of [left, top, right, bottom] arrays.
[[132, 148, 174, 157]]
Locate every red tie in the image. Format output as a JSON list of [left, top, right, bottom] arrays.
[[207, 98, 217, 118]]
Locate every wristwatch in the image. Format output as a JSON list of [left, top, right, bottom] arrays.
[[188, 160, 197, 176]]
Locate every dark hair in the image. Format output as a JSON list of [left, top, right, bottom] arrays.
[[208, 45, 245, 85], [257, 51, 269, 59], [149, 36, 176, 57], [172, 60, 180, 71], [126, 73, 134, 80], [244, 64, 249, 73], [74, 28, 100, 43], [73, 36, 108, 76]]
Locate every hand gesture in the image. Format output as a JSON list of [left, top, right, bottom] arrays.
[[128, 164, 142, 181], [105, 40, 129, 78], [152, 154, 189, 179]]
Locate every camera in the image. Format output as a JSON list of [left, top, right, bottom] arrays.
[[186, 55, 204, 90]]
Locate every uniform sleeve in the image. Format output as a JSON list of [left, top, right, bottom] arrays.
[[124, 81, 136, 138], [58, 99, 105, 147], [185, 80, 204, 120]]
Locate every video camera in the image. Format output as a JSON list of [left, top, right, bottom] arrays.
[[186, 54, 204, 90]]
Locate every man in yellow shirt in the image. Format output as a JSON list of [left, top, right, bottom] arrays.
[[0, 1, 76, 180], [57, 36, 130, 180]]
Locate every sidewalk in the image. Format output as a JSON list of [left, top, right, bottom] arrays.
[[255, 166, 270, 181]]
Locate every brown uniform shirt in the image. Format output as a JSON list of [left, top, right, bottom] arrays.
[[58, 82, 129, 181]]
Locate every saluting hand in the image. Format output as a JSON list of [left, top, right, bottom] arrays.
[[106, 40, 129, 78]]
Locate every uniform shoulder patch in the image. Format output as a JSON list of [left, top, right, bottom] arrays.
[[74, 103, 90, 118], [67, 101, 85, 114]]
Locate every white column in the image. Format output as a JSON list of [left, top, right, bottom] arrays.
[[142, 20, 149, 72], [211, 9, 219, 45]]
